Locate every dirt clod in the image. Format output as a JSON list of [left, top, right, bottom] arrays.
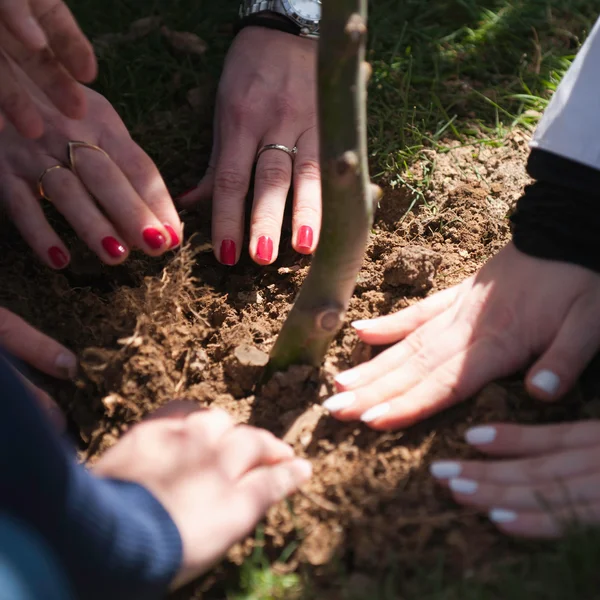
[[383, 244, 442, 291]]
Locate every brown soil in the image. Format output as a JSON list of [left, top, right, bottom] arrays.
[[1, 130, 595, 598]]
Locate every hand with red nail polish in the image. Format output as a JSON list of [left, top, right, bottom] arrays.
[[0, 0, 97, 139], [176, 27, 321, 266], [0, 82, 182, 267], [0, 307, 77, 429]]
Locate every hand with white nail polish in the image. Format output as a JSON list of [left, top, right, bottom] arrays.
[[430, 421, 600, 538], [0, 307, 76, 429], [324, 243, 600, 430]]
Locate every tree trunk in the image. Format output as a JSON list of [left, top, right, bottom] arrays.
[[268, 0, 377, 373]]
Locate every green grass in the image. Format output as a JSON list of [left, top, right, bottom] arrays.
[[66, 0, 600, 597]]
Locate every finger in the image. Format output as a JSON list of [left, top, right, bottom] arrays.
[[350, 284, 463, 345], [0, 22, 86, 120], [431, 446, 600, 486], [526, 292, 600, 401], [211, 126, 257, 265], [462, 421, 600, 457], [219, 426, 295, 479], [38, 163, 130, 265], [104, 137, 182, 249], [250, 139, 295, 265], [231, 458, 312, 524], [0, 175, 70, 268], [0, 50, 44, 138], [486, 503, 600, 538], [333, 301, 460, 393], [325, 309, 465, 417], [0, 307, 77, 379], [34, 0, 97, 82], [292, 127, 320, 254], [446, 469, 600, 513], [0, 0, 47, 50], [356, 336, 521, 430], [70, 145, 171, 256], [185, 407, 235, 448], [177, 132, 220, 208]]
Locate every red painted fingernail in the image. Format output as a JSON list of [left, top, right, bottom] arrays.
[[48, 246, 69, 269], [102, 236, 127, 258], [297, 225, 314, 252], [142, 227, 166, 250], [175, 187, 197, 202], [256, 236, 274, 263], [220, 239, 236, 266], [164, 224, 180, 248]]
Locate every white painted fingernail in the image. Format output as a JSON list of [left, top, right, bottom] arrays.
[[530, 369, 560, 395], [55, 353, 78, 379], [360, 403, 390, 422], [335, 370, 360, 387], [430, 461, 462, 479], [351, 320, 372, 331], [489, 508, 517, 523], [465, 425, 497, 445], [323, 392, 356, 412], [449, 478, 478, 495]]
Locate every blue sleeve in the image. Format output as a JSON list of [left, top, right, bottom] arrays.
[[0, 354, 183, 599]]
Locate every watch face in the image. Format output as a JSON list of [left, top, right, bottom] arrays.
[[286, 0, 320, 23]]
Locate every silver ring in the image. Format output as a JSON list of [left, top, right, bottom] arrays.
[[256, 143, 298, 161]]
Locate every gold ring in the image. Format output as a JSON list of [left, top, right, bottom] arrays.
[[37, 164, 68, 201], [67, 141, 110, 174]]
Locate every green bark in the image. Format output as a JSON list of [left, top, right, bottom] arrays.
[[268, 0, 377, 373]]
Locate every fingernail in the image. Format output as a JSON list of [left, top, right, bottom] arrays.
[[465, 425, 497, 445], [297, 225, 313, 252], [220, 239, 236, 266], [293, 458, 313, 481], [24, 17, 48, 49], [55, 353, 78, 379], [101, 236, 127, 259], [48, 246, 69, 269], [449, 478, 478, 495], [360, 403, 390, 423], [323, 391, 356, 412], [351, 320, 372, 331], [164, 224, 181, 248], [256, 236, 274, 263], [335, 370, 360, 387], [175, 187, 197, 202], [430, 461, 462, 479], [142, 227, 166, 250], [530, 369, 560, 395], [489, 508, 517, 524]]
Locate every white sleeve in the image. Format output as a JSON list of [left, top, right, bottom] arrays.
[[530, 17, 600, 170]]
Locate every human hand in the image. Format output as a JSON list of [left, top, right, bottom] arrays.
[[0, 0, 96, 138], [430, 420, 600, 537], [93, 404, 312, 588], [178, 27, 319, 266], [0, 307, 76, 429], [0, 83, 182, 269], [324, 243, 600, 429]]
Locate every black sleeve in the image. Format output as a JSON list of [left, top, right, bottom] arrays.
[[510, 148, 600, 273]]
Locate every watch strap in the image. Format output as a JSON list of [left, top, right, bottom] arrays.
[[235, 13, 301, 36]]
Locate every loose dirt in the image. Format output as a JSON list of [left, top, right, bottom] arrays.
[[0, 130, 594, 598]]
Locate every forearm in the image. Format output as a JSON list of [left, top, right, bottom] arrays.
[[0, 353, 182, 600]]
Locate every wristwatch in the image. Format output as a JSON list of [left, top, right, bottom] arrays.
[[238, 0, 321, 39]]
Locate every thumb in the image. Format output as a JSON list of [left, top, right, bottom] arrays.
[[526, 293, 600, 401], [0, 308, 77, 379]]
